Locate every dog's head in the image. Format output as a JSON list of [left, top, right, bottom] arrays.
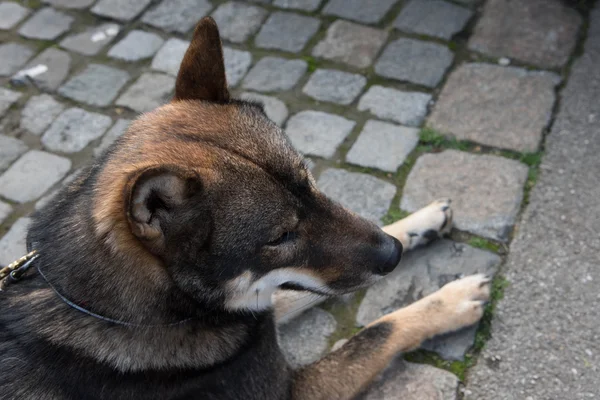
[[94, 17, 402, 313]]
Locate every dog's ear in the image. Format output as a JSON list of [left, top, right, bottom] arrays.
[[173, 17, 229, 103], [126, 168, 202, 254]]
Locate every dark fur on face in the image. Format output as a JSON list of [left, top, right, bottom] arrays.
[[1, 17, 402, 399]]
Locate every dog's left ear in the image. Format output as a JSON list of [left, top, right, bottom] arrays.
[[126, 168, 202, 255], [173, 17, 229, 103]]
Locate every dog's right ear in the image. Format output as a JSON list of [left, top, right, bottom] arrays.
[[126, 167, 202, 255], [173, 17, 229, 103]]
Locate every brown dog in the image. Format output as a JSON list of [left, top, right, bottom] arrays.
[[0, 17, 490, 400]]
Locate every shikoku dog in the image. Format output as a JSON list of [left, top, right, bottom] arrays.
[[0, 18, 490, 400]]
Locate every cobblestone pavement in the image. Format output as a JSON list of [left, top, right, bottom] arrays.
[[0, 0, 595, 398]]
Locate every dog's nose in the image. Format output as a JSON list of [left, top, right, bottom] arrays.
[[373, 234, 402, 276]]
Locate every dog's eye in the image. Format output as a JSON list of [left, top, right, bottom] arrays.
[[266, 231, 297, 246]]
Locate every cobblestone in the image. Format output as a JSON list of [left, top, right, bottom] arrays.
[[277, 308, 337, 368], [93, 119, 131, 157], [91, 0, 152, 22], [318, 169, 396, 225], [427, 63, 560, 152], [469, 0, 582, 68], [0, 135, 28, 173], [108, 30, 164, 61], [394, 0, 472, 40], [0, 43, 34, 77], [116, 73, 175, 113], [285, 111, 355, 158], [12, 48, 71, 91], [19, 7, 74, 40], [346, 120, 418, 172], [255, 12, 320, 53], [151, 38, 189, 76], [0, 200, 12, 225], [0, 2, 30, 30], [313, 20, 388, 69], [375, 38, 453, 87], [141, 0, 212, 34], [58, 64, 130, 107], [239, 92, 288, 126], [34, 168, 82, 211], [322, 0, 398, 24], [242, 57, 307, 92], [224, 47, 252, 87], [357, 240, 501, 360], [0, 218, 31, 266], [302, 69, 366, 105], [273, 0, 321, 11], [0, 150, 71, 203], [0, 88, 21, 118], [401, 150, 529, 241], [211, 2, 267, 44], [42, 108, 112, 153], [20, 94, 65, 136], [358, 86, 431, 127], [60, 23, 120, 56], [43, 0, 96, 9]]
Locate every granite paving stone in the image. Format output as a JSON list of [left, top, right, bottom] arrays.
[[394, 0, 472, 40], [91, 0, 152, 22], [346, 120, 418, 172], [375, 38, 453, 87], [0, 2, 30, 30], [318, 168, 396, 225], [312, 20, 388, 69], [285, 111, 355, 158], [60, 23, 120, 56], [11, 48, 71, 91], [42, 108, 112, 153], [242, 57, 307, 92], [401, 150, 529, 241], [322, 0, 398, 24], [469, 0, 582, 68], [0, 200, 12, 225], [211, 2, 267, 44], [43, 0, 96, 9], [18, 7, 73, 40], [0, 88, 21, 118], [108, 30, 164, 61], [59, 64, 130, 107], [273, 0, 321, 11], [93, 119, 131, 157], [240, 92, 288, 126], [151, 38, 189, 76], [0, 43, 34, 77], [255, 11, 320, 53], [116, 73, 175, 113], [0, 218, 31, 266], [0, 134, 28, 173], [302, 69, 366, 105], [20, 94, 65, 136], [358, 86, 431, 127], [141, 0, 213, 34], [0, 150, 71, 203], [428, 63, 560, 152], [224, 47, 252, 87], [277, 308, 337, 368], [358, 359, 459, 400], [356, 240, 501, 360]]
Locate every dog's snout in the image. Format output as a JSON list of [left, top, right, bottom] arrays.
[[373, 234, 402, 276]]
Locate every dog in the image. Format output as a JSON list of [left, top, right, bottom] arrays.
[[0, 17, 490, 400]]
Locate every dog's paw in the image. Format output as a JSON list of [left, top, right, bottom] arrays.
[[425, 274, 491, 336], [403, 199, 453, 250]]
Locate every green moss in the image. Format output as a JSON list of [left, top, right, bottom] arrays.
[[381, 208, 410, 225], [472, 275, 509, 353], [419, 127, 446, 147], [302, 56, 319, 73], [519, 152, 543, 167], [404, 350, 473, 381], [321, 290, 367, 348], [467, 237, 501, 254]]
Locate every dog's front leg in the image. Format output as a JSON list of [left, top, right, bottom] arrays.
[[291, 274, 490, 400]]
